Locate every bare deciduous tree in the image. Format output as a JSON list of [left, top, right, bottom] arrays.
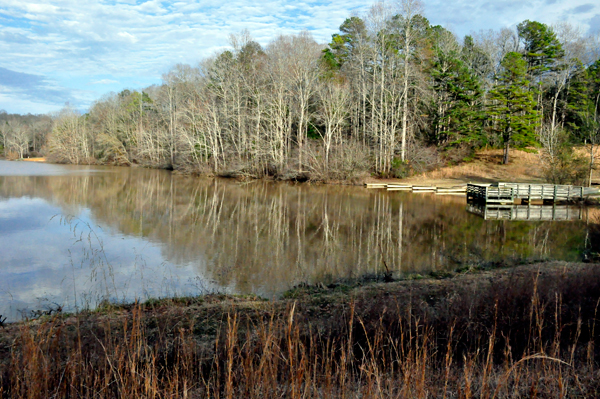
[[47, 107, 92, 164], [316, 80, 350, 168]]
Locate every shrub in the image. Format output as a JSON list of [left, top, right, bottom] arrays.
[[543, 143, 588, 185], [305, 140, 370, 182]]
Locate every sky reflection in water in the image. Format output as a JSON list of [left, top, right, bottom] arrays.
[[0, 160, 596, 321]]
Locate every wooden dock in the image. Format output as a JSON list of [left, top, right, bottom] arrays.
[[467, 183, 599, 204], [364, 183, 466, 195], [467, 204, 584, 221], [364, 181, 599, 202], [386, 184, 412, 191]]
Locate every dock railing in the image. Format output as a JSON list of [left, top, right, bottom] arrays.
[[498, 183, 583, 201], [467, 184, 513, 203], [468, 182, 598, 204]]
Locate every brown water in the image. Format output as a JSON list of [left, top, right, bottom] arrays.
[[0, 160, 597, 320]]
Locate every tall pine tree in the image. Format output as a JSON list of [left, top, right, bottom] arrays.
[[429, 50, 486, 149], [517, 20, 564, 81], [489, 52, 539, 164], [565, 59, 600, 185], [321, 17, 367, 72]]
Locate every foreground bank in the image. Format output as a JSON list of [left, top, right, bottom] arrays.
[[1, 261, 599, 398]]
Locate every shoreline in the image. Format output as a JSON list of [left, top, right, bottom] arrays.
[[1, 260, 596, 326], [5, 148, 599, 188], [1, 149, 551, 187], [3, 156, 599, 205]]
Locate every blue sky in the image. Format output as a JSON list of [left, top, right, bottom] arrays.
[[0, 0, 599, 115]]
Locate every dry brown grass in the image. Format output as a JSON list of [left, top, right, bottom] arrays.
[[364, 147, 600, 186], [411, 147, 600, 186], [410, 149, 544, 184], [573, 146, 600, 159], [0, 262, 599, 398], [20, 157, 47, 163]]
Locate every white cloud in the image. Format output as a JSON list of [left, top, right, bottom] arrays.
[[426, 0, 599, 37], [0, 0, 598, 113], [90, 79, 119, 85], [24, 3, 59, 14], [118, 31, 138, 43]]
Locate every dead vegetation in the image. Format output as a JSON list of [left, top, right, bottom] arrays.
[[0, 262, 599, 398], [404, 149, 544, 184], [366, 147, 600, 187]]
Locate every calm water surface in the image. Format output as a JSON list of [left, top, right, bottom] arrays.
[[0, 160, 597, 321]]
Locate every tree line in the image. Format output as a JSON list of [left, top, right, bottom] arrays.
[[0, 111, 52, 159], [7, 0, 600, 183]]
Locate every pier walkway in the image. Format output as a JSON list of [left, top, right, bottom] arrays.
[[467, 183, 598, 204], [364, 182, 599, 202]]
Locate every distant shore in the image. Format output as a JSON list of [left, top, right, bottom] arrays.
[[3, 150, 599, 190]]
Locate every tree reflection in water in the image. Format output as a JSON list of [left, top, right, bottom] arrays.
[[0, 164, 595, 306]]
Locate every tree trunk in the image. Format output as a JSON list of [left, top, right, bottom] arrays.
[[401, 28, 410, 163], [503, 140, 510, 165], [590, 142, 595, 187]]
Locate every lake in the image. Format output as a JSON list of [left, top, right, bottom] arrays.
[[0, 160, 597, 321]]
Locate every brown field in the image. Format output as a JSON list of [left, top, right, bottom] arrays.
[[1, 261, 599, 398], [415, 149, 544, 184], [366, 148, 600, 187], [20, 157, 47, 162]]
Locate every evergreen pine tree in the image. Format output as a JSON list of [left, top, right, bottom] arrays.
[[430, 54, 486, 148], [426, 28, 486, 151], [489, 52, 539, 164], [321, 17, 367, 72], [565, 61, 594, 140], [517, 20, 564, 80]]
